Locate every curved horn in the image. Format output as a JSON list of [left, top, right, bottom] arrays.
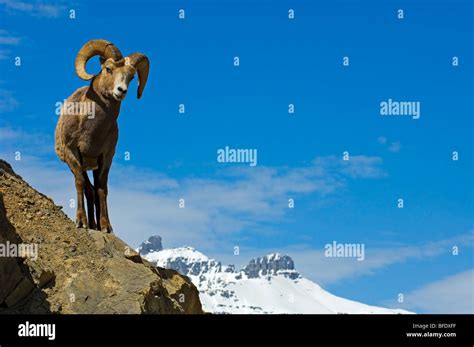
[[126, 53, 150, 99], [75, 39, 123, 81]]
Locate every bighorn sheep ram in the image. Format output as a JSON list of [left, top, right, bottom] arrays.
[[55, 39, 149, 232]]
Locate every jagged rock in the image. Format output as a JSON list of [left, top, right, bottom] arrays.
[[138, 235, 163, 255], [0, 159, 203, 314], [242, 253, 299, 279], [225, 264, 235, 273], [124, 248, 143, 264], [156, 267, 204, 314], [35, 269, 55, 288]]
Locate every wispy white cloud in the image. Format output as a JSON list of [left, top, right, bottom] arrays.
[[0, 31, 20, 45], [0, 126, 26, 140], [0, 48, 12, 60], [0, 30, 21, 60], [378, 135, 401, 153], [280, 232, 473, 285], [326, 155, 386, 179], [385, 269, 474, 313], [388, 141, 401, 153], [112, 154, 384, 247], [0, 90, 19, 113], [0, 0, 65, 18], [0, 126, 52, 153], [0, 125, 386, 250], [0, 49, 11, 60]]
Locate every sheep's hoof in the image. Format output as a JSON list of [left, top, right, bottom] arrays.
[[75, 219, 87, 229], [101, 225, 113, 233]]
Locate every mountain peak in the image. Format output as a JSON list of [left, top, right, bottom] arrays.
[[139, 236, 410, 314], [153, 246, 210, 262], [138, 235, 163, 255], [144, 246, 218, 277], [242, 253, 298, 279]]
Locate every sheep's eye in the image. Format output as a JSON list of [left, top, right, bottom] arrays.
[[105, 67, 112, 74]]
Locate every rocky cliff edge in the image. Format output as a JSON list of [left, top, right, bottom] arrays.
[[0, 159, 203, 314]]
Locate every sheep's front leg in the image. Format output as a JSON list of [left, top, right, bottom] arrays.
[[74, 174, 88, 228]]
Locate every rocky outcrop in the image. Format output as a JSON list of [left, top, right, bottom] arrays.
[[138, 235, 163, 255], [0, 160, 203, 314], [242, 253, 300, 279], [166, 255, 222, 277]]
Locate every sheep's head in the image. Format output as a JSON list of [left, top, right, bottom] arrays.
[[75, 39, 150, 101]]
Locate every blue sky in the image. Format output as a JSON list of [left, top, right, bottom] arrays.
[[0, 0, 472, 313]]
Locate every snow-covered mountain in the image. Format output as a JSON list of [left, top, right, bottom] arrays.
[[138, 236, 410, 314]]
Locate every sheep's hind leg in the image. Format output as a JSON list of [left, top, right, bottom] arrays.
[[64, 148, 88, 228], [83, 171, 97, 230], [93, 161, 113, 233]]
